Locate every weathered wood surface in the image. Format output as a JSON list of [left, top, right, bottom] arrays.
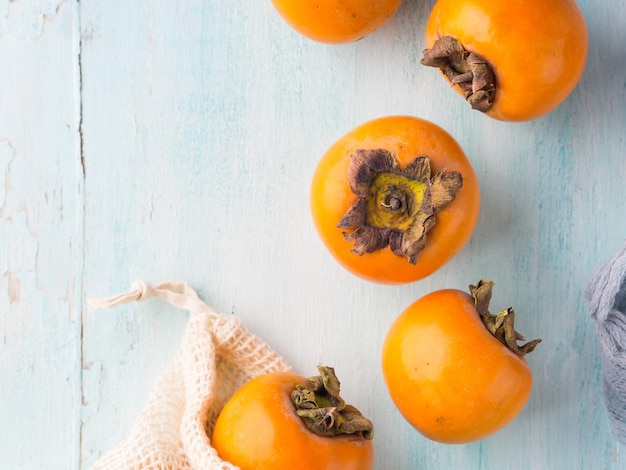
[[1, 0, 625, 468]]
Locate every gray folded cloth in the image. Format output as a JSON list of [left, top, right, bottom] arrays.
[[585, 240, 626, 443]]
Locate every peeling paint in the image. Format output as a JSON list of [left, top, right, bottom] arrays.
[[4, 211, 38, 273], [4, 271, 20, 303], [0, 138, 16, 215], [0, 0, 67, 39]]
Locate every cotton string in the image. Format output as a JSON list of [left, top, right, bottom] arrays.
[[88, 280, 217, 317], [585, 240, 626, 443]]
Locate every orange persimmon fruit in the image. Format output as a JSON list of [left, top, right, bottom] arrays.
[[382, 280, 541, 443], [270, 0, 403, 44], [212, 367, 374, 469], [421, 0, 589, 121], [310, 115, 480, 284]]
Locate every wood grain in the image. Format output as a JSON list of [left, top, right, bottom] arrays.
[[0, 1, 82, 468], [1, 0, 625, 468]]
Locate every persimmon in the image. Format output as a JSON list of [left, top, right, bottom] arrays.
[[421, 0, 588, 121], [381, 280, 541, 444], [270, 0, 403, 44], [310, 115, 480, 284], [212, 367, 374, 470]]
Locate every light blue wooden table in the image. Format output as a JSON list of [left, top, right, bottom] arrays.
[[1, 0, 625, 468]]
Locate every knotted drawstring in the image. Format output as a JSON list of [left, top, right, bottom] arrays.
[[89, 280, 218, 318]]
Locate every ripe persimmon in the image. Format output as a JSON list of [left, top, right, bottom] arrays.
[[310, 115, 480, 284], [421, 0, 588, 121], [212, 367, 374, 469], [382, 280, 541, 443], [270, 0, 403, 44]]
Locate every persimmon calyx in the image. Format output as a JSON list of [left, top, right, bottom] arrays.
[[337, 149, 462, 264], [421, 36, 496, 113], [291, 365, 374, 440], [470, 280, 542, 358]]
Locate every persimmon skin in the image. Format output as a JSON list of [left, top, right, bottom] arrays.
[[212, 372, 374, 470], [310, 115, 480, 285], [425, 0, 589, 121], [381, 289, 534, 444], [270, 0, 403, 44]]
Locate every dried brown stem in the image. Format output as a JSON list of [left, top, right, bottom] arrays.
[[469, 280, 542, 358], [422, 36, 496, 113], [338, 149, 462, 264], [291, 366, 374, 439]]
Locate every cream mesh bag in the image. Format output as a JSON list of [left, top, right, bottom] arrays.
[[88, 280, 292, 470]]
